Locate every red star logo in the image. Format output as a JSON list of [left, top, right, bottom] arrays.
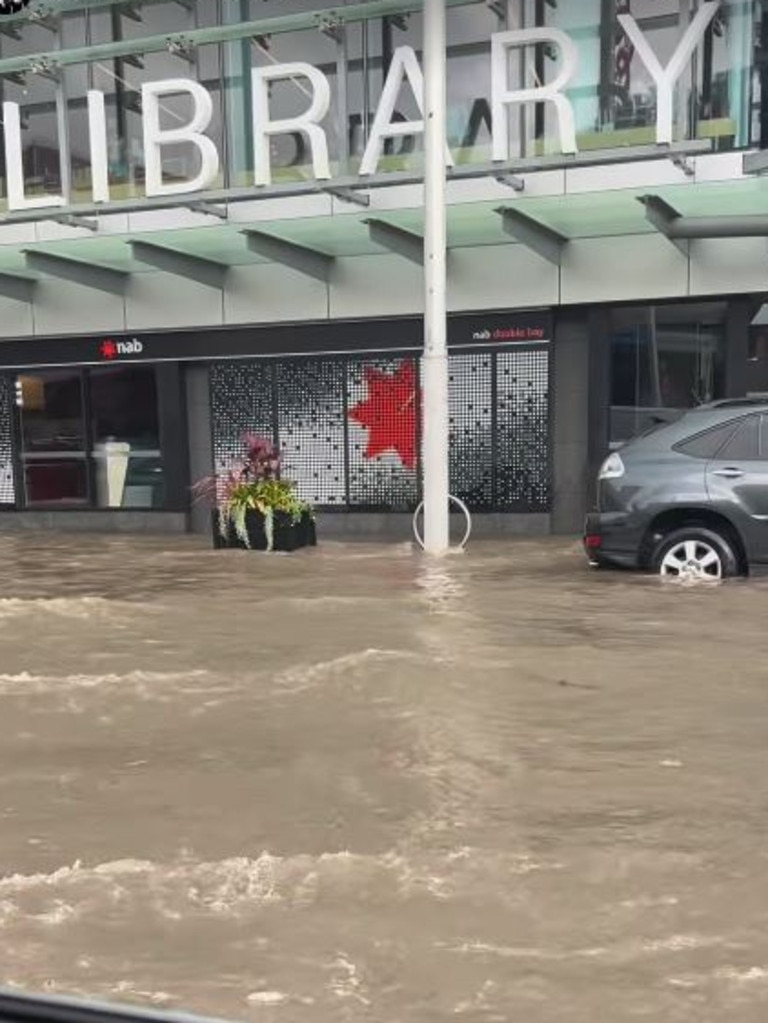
[[348, 359, 419, 470], [100, 339, 117, 360]]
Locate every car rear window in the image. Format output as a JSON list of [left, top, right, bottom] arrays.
[[717, 416, 761, 461], [675, 420, 739, 460]]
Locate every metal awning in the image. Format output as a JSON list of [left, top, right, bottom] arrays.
[[2, 176, 768, 299]]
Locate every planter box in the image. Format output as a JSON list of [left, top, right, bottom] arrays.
[[212, 508, 317, 552]]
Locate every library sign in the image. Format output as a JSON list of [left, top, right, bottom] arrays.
[[0, 1, 721, 211]]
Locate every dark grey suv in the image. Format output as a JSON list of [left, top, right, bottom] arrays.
[[584, 399, 768, 580]]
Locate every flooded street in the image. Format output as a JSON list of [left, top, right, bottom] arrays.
[[0, 533, 766, 1023]]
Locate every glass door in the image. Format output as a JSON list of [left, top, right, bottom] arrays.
[[89, 366, 164, 509], [16, 370, 90, 506]]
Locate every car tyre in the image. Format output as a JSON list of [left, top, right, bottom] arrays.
[[650, 526, 739, 581]]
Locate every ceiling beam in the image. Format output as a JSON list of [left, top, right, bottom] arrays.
[[364, 217, 424, 264], [130, 239, 229, 288], [639, 194, 768, 245], [241, 229, 334, 282], [22, 249, 129, 295], [0, 271, 38, 303], [495, 206, 568, 265], [637, 194, 686, 250]]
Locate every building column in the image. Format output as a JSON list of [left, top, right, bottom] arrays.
[[552, 310, 591, 534], [724, 298, 752, 398], [185, 366, 214, 535]]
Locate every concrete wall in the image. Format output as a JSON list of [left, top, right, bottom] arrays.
[[0, 511, 187, 533], [317, 512, 550, 543]]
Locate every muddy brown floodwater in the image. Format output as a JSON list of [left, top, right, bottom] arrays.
[[0, 533, 766, 1023]]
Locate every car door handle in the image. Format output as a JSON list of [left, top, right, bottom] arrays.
[[712, 468, 744, 479]]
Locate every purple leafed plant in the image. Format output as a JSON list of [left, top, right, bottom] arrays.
[[192, 432, 281, 507]]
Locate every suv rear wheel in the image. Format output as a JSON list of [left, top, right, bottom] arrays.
[[651, 527, 739, 581]]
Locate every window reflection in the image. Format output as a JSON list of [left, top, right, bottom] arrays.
[[19, 371, 85, 454], [90, 366, 164, 509], [0, 1, 763, 207], [18, 370, 88, 506], [610, 304, 726, 445], [15, 367, 164, 510]]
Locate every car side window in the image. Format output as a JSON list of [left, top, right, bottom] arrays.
[[675, 421, 739, 460], [716, 416, 761, 461]]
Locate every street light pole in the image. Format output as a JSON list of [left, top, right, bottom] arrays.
[[422, 0, 450, 555]]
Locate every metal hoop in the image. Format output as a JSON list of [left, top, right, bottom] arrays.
[[412, 494, 473, 551]]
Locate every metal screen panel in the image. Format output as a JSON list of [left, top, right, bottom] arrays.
[[496, 348, 550, 511], [210, 361, 274, 482], [447, 352, 494, 510], [0, 375, 16, 506], [347, 355, 420, 509], [209, 345, 551, 514], [275, 360, 346, 507]]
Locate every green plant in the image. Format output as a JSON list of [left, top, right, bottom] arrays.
[[193, 434, 313, 551], [218, 478, 312, 551]]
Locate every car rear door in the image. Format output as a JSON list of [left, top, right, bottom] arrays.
[[705, 414, 768, 563]]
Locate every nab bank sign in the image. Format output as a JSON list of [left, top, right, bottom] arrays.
[[1, 1, 721, 211]]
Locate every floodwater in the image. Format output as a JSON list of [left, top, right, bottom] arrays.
[[0, 533, 767, 1023]]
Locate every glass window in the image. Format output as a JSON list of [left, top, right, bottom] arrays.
[[610, 304, 726, 445], [716, 415, 761, 461], [17, 371, 88, 507], [14, 366, 164, 510], [90, 367, 164, 509], [539, 0, 756, 155], [675, 421, 739, 460], [747, 321, 768, 396]]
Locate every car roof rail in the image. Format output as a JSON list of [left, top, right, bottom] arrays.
[[705, 398, 768, 409]]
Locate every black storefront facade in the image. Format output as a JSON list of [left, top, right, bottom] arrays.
[[0, 295, 763, 540], [0, 309, 555, 538]]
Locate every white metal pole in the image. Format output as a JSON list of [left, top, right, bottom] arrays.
[[422, 0, 450, 555]]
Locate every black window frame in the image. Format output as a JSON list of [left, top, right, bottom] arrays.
[[11, 361, 188, 513]]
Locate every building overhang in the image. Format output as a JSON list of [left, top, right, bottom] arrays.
[[1, 177, 768, 301]]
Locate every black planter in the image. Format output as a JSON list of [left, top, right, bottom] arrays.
[[212, 508, 317, 552]]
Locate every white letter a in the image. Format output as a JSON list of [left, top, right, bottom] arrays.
[[360, 46, 454, 176]]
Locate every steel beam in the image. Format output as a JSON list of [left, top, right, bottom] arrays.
[[323, 186, 371, 208], [241, 229, 334, 282], [496, 206, 568, 265], [637, 193, 688, 254], [639, 194, 768, 241], [22, 249, 129, 294], [0, 143, 713, 227], [0, 271, 38, 303], [130, 240, 230, 288], [365, 218, 424, 264], [0, 0, 484, 75]]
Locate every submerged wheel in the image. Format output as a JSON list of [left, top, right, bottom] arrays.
[[651, 527, 738, 582]]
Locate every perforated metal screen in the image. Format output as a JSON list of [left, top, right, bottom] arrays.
[[0, 375, 16, 506], [211, 346, 550, 513]]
